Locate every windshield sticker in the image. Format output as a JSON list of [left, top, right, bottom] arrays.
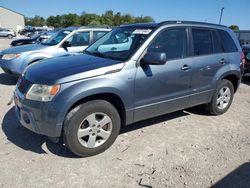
[[132, 29, 152, 35]]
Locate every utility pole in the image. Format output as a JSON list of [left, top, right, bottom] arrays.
[[219, 7, 225, 25]]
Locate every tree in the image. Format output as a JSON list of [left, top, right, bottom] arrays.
[[229, 25, 239, 31], [27, 10, 155, 28], [61, 14, 79, 27], [25, 15, 45, 26]]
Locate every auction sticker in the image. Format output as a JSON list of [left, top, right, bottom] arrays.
[[132, 29, 152, 35]]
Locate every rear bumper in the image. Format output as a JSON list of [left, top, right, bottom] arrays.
[[243, 63, 250, 76]]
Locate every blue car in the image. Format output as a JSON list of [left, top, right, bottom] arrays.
[[14, 21, 242, 157]]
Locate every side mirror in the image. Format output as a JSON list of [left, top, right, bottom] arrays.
[[141, 52, 167, 66], [62, 41, 71, 50], [246, 53, 250, 61]]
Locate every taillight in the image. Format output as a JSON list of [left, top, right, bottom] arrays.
[[240, 52, 245, 66]]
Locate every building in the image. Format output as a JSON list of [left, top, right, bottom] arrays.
[[0, 6, 25, 32], [235, 30, 250, 45]]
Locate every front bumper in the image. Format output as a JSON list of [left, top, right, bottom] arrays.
[[14, 88, 63, 138], [0, 58, 22, 76]]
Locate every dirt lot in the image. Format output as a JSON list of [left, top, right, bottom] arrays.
[[0, 39, 250, 188]]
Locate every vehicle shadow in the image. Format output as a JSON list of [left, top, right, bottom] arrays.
[[2, 105, 211, 157], [212, 162, 250, 188], [1, 107, 78, 158], [242, 76, 250, 86], [0, 73, 18, 85], [120, 110, 190, 134]]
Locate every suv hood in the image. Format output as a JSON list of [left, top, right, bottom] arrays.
[[2, 44, 48, 54], [25, 54, 124, 85]]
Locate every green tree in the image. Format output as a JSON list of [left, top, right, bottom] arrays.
[[229, 25, 239, 30], [46, 15, 62, 27], [25, 15, 45, 26], [61, 14, 79, 27]]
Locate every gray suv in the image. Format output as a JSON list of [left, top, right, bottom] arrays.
[[0, 27, 16, 39], [14, 21, 242, 157]]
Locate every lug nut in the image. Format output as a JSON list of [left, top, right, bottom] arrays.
[[97, 130, 100, 133], [89, 129, 92, 132], [92, 133, 95, 136]]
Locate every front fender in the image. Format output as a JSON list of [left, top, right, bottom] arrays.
[[51, 74, 135, 127]]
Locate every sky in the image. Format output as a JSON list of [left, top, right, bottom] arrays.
[[0, 0, 249, 29]]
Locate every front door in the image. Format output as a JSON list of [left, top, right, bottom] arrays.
[[134, 28, 193, 122], [58, 31, 90, 56]]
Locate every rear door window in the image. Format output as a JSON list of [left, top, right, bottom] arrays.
[[212, 30, 223, 53], [192, 28, 213, 56], [218, 30, 238, 52]]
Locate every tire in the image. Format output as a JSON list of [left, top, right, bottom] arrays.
[[207, 79, 234, 115], [7, 34, 13, 39], [63, 100, 121, 157]]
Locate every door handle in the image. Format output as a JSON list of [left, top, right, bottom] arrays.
[[219, 59, 226, 65], [181, 64, 191, 71]]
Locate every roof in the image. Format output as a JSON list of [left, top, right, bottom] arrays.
[[121, 20, 227, 29], [0, 6, 24, 17]]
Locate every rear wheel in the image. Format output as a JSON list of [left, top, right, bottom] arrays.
[[63, 100, 121, 157], [207, 79, 234, 115]]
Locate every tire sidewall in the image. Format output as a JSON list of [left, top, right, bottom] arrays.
[[64, 100, 121, 157], [211, 80, 234, 115]]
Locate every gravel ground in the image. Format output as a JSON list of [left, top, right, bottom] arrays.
[[0, 39, 250, 188]]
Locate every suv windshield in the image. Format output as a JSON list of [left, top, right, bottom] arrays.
[[85, 27, 153, 61], [41, 30, 71, 46]]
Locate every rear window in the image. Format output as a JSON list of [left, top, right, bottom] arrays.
[[218, 30, 238, 52]]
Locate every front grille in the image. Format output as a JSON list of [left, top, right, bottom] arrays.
[[18, 77, 32, 94]]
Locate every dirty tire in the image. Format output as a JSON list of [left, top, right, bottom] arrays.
[[207, 79, 234, 115], [63, 100, 121, 157]]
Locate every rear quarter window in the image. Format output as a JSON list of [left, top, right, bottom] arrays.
[[218, 30, 238, 52]]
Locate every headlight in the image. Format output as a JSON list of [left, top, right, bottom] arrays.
[[2, 54, 21, 60], [26, 84, 60, 102]]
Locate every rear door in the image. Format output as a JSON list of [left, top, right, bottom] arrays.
[[188, 28, 227, 106]]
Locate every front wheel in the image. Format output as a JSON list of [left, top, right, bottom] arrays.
[[207, 79, 234, 115], [63, 100, 121, 157], [7, 34, 13, 39]]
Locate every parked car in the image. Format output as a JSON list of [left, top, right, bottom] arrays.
[[242, 44, 250, 76], [10, 32, 55, 47], [0, 27, 111, 75], [13, 21, 242, 157], [0, 27, 16, 39], [235, 30, 250, 45]]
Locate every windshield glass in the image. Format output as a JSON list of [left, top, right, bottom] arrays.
[[41, 30, 71, 45], [30, 33, 42, 39], [85, 27, 153, 61]]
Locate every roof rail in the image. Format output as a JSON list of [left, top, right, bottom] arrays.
[[78, 26, 112, 29], [158, 20, 227, 28]]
